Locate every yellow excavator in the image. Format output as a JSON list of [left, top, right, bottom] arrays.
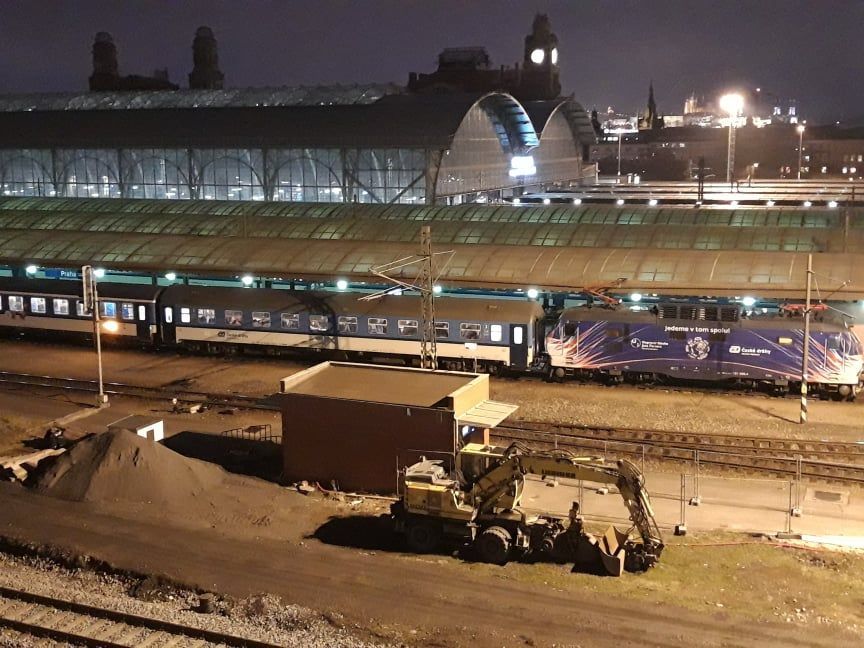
[[391, 441, 664, 575]]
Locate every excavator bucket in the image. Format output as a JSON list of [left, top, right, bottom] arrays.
[[596, 526, 629, 576], [568, 526, 628, 576]]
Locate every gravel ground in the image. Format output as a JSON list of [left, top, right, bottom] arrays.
[[0, 551, 393, 648]]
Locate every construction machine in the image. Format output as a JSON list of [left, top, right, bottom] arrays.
[[391, 441, 663, 575]]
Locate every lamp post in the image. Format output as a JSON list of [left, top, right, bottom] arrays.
[[719, 93, 744, 189], [82, 265, 108, 407], [796, 124, 806, 180]]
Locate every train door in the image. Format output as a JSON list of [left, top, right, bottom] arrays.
[[161, 305, 176, 344], [136, 304, 151, 340], [509, 324, 528, 368]]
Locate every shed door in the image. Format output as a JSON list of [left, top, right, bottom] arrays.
[[509, 324, 528, 368]]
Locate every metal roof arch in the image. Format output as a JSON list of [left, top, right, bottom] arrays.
[[467, 92, 540, 156]]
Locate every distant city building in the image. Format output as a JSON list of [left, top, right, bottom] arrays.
[[638, 82, 664, 131], [88, 32, 179, 92], [408, 13, 562, 101], [188, 26, 224, 90]]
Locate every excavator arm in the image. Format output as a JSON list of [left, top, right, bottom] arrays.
[[460, 442, 664, 569]]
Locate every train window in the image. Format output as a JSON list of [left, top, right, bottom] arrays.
[[309, 314, 329, 332], [281, 313, 300, 330], [435, 321, 449, 339], [138, 305, 146, 321], [253, 311, 271, 328], [77, 302, 86, 317], [225, 310, 243, 326], [197, 308, 215, 324], [0, 295, 2, 310], [368, 317, 388, 335], [778, 337, 793, 345], [490, 324, 503, 342], [53, 299, 69, 315], [30, 297, 46, 314], [563, 322, 577, 337], [605, 329, 621, 338], [164, 306, 173, 323], [121, 303, 135, 320], [8, 296, 23, 312], [338, 316, 357, 334], [180, 308, 191, 324], [827, 335, 841, 350], [398, 319, 418, 336], [101, 302, 117, 318], [460, 323, 481, 340], [513, 326, 524, 345]]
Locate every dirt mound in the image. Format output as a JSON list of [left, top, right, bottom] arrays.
[[33, 430, 224, 513]]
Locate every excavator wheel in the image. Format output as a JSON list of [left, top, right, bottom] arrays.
[[476, 526, 512, 565], [406, 520, 441, 553]]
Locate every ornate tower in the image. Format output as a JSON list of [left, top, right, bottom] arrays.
[[188, 26, 224, 90], [89, 32, 119, 91], [640, 82, 662, 131], [521, 14, 561, 100]]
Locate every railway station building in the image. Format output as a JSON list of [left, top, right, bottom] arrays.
[[0, 88, 595, 207]]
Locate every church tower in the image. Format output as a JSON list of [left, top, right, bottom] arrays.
[[521, 14, 561, 100], [189, 26, 224, 90], [640, 81, 662, 131]]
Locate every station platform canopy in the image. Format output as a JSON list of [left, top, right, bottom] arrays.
[[1, 197, 863, 299]]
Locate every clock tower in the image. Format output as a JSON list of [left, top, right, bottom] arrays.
[[521, 14, 561, 100]]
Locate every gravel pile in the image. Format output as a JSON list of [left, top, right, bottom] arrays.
[[0, 551, 393, 647]]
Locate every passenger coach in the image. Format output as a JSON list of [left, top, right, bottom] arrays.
[[158, 285, 544, 372]]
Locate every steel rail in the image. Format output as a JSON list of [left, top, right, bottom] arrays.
[[0, 371, 276, 411], [492, 427, 864, 485], [0, 585, 285, 648]]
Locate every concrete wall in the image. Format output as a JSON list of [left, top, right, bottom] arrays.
[[280, 394, 456, 493]]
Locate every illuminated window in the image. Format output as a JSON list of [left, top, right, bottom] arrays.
[[490, 324, 503, 342], [197, 308, 215, 324], [138, 305, 146, 321], [778, 337, 793, 345], [368, 317, 388, 335], [309, 314, 329, 332], [180, 307, 191, 324], [163, 306, 173, 323], [460, 322, 481, 340], [121, 303, 135, 320], [252, 311, 271, 328], [53, 298, 69, 315], [101, 302, 116, 318], [225, 310, 243, 326], [435, 321, 449, 339], [513, 326, 524, 345], [30, 297, 46, 314], [281, 313, 300, 330], [337, 316, 357, 333], [398, 319, 418, 336]]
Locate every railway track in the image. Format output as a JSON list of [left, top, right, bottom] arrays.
[[2, 369, 863, 484], [0, 585, 282, 647], [494, 421, 864, 485], [0, 371, 276, 411]]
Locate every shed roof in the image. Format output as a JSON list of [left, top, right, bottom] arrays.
[[279, 362, 483, 408]]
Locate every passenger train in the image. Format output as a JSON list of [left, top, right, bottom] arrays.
[[0, 277, 861, 399]]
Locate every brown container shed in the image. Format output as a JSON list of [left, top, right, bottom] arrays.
[[274, 361, 516, 493]]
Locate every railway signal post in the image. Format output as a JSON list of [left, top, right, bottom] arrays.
[[82, 265, 108, 407]]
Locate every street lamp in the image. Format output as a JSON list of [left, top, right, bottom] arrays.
[[719, 93, 744, 188], [796, 124, 806, 180]]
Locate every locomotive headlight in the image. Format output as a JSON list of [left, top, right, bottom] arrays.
[[741, 296, 756, 308], [336, 279, 348, 290], [527, 288, 539, 300], [101, 320, 120, 333], [630, 293, 643, 302], [241, 275, 254, 287], [433, 285, 442, 294]]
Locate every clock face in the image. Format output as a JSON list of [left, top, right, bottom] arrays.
[[530, 48, 545, 64], [551, 47, 559, 65]]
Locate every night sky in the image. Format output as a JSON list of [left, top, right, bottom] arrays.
[[1, 0, 861, 124]]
